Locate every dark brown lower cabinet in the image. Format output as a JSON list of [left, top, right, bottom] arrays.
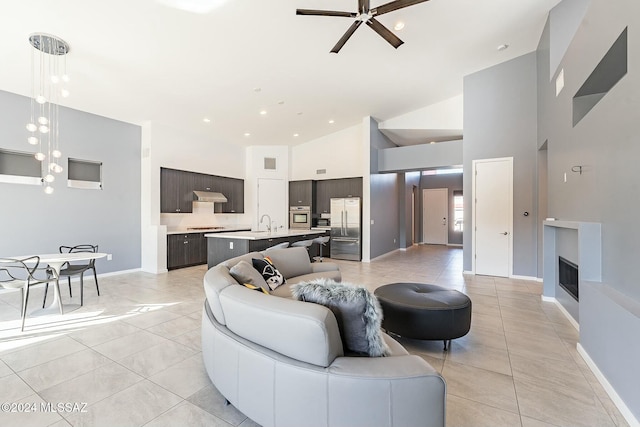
[[167, 233, 207, 270]]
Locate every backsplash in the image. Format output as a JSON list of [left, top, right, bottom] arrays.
[[161, 202, 250, 231]]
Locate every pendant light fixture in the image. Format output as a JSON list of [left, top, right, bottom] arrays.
[[26, 33, 70, 194]]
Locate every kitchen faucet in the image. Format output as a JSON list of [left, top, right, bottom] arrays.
[[260, 214, 272, 234]]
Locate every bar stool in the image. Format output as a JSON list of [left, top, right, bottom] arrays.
[[264, 242, 290, 251], [312, 236, 330, 262], [291, 239, 314, 260]]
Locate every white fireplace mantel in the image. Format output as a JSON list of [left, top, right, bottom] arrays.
[[542, 220, 601, 325]]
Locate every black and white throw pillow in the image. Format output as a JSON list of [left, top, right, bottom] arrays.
[[252, 257, 285, 291]]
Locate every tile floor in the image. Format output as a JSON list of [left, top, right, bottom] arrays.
[[0, 245, 628, 427]]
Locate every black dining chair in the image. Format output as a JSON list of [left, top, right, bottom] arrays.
[[1, 256, 61, 331], [43, 244, 99, 307]]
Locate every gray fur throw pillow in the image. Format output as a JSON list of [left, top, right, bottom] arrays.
[[292, 278, 390, 357]]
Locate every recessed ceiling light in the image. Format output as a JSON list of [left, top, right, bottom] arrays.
[[203, 118, 211, 123], [260, 110, 267, 115], [497, 44, 509, 51], [293, 133, 299, 137], [244, 132, 251, 137], [429, 141, 436, 144], [394, 22, 405, 31], [328, 119, 335, 124]]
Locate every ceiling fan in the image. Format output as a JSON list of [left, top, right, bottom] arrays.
[[297, 0, 430, 53]]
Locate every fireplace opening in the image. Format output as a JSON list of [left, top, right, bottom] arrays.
[[559, 256, 579, 301]]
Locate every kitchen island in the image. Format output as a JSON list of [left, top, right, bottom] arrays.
[[205, 229, 329, 267], [166, 226, 251, 270]]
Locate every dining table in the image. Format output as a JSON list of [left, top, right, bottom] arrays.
[[19, 252, 107, 316]]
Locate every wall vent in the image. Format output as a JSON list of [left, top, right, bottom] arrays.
[[316, 169, 326, 175], [573, 27, 627, 126], [264, 157, 276, 170]]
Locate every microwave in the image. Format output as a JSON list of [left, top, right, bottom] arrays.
[[289, 206, 311, 229]]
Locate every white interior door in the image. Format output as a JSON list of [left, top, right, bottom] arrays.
[[422, 188, 448, 245], [473, 158, 513, 277], [257, 178, 287, 231]]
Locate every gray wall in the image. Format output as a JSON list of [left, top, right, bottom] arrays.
[[378, 139, 463, 173], [420, 173, 463, 245], [549, 0, 591, 78], [398, 172, 421, 248], [369, 118, 400, 258], [463, 53, 539, 276], [538, 0, 640, 418], [0, 90, 141, 273]]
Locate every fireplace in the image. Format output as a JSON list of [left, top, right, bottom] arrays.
[[559, 257, 579, 301]]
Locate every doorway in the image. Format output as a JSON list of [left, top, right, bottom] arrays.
[[422, 188, 448, 245], [473, 157, 513, 277]]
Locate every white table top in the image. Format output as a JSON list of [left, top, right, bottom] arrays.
[[11, 253, 107, 264]]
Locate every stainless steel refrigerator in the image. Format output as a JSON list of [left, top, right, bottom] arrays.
[[330, 197, 361, 261]]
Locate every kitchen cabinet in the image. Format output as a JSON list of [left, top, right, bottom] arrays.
[[315, 177, 362, 214], [161, 167, 244, 214], [167, 233, 207, 270], [214, 176, 244, 213], [193, 172, 216, 193], [331, 177, 362, 198], [289, 180, 315, 207], [315, 180, 330, 214], [161, 168, 194, 213]]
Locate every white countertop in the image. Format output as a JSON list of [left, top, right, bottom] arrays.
[[167, 226, 251, 235], [205, 229, 327, 240]]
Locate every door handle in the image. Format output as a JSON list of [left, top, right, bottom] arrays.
[[500, 232, 508, 235]]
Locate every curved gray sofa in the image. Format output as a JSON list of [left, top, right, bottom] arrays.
[[202, 247, 446, 427]]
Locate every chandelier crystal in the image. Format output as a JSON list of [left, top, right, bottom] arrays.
[[26, 33, 70, 194]]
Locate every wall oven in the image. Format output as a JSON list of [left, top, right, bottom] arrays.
[[289, 206, 311, 229]]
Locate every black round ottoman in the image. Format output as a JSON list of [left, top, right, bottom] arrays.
[[374, 283, 472, 350]]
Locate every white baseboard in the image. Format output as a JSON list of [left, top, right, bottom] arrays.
[[541, 296, 579, 331], [462, 270, 474, 276], [510, 274, 543, 282], [577, 344, 640, 427], [447, 243, 463, 247]]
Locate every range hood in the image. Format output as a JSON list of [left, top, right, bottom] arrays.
[[193, 191, 228, 203]]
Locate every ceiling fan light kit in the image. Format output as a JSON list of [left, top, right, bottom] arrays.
[[297, 0, 430, 53]]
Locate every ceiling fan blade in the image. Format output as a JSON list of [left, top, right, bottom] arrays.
[[331, 20, 363, 53], [358, 0, 370, 14], [371, 0, 429, 16], [366, 18, 404, 49], [296, 9, 357, 18]]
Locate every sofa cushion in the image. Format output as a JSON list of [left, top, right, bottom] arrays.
[[221, 252, 264, 270], [252, 257, 285, 291], [219, 285, 344, 367], [229, 260, 270, 293], [292, 279, 390, 357], [260, 247, 312, 279]]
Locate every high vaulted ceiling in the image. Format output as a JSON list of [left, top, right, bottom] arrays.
[[0, 0, 560, 146]]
